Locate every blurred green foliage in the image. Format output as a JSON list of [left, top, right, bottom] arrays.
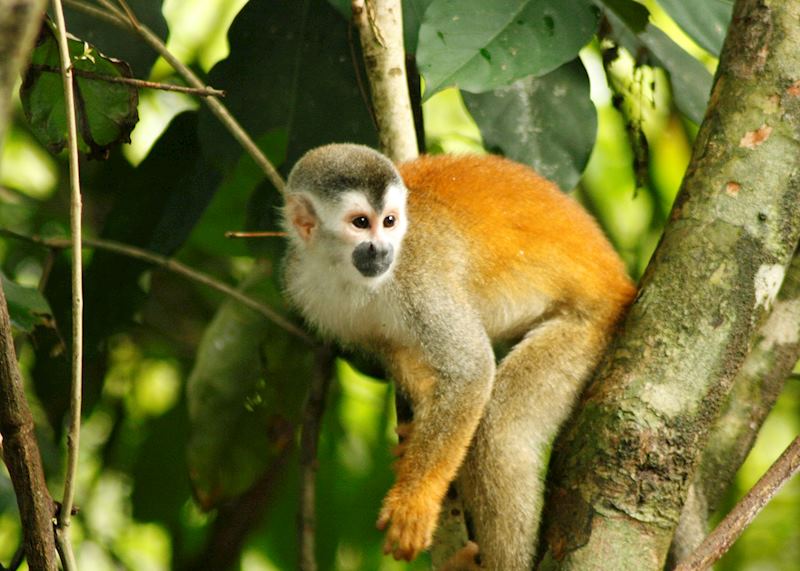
[[0, 0, 797, 570]]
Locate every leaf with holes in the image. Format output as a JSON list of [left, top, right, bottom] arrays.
[[20, 21, 138, 159], [417, 0, 599, 97]]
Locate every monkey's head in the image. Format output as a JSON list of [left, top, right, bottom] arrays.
[[283, 144, 409, 287]]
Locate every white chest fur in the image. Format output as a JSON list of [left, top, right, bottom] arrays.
[[284, 248, 410, 348]]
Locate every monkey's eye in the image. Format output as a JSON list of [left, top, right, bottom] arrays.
[[383, 215, 396, 228], [352, 216, 370, 229]]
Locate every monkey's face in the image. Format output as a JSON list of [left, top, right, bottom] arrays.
[[283, 144, 409, 288], [284, 183, 408, 287]]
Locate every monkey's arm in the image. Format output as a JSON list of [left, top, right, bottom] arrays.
[[378, 298, 495, 562]]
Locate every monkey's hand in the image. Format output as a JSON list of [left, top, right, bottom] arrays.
[[439, 541, 482, 571], [391, 422, 413, 458], [376, 482, 441, 561]]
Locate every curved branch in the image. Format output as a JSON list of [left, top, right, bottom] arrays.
[[0, 230, 315, 346]]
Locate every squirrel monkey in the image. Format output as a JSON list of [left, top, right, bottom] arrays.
[[282, 144, 635, 570]]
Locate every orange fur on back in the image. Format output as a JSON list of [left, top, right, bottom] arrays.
[[398, 154, 636, 324]]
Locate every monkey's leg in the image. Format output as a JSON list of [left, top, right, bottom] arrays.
[[458, 317, 606, 571]]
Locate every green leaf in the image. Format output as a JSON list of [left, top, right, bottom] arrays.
[[198, 0, 377, 173], [417, 0, 599, 97], [1, 273, 52, 332], [656, 0, 732, 55], [601, 5, 713, 124], [20, 22, 139, 158], [463, 58, 597, 191], [64, 0, 168, 78], [186, 264, 312, 507], [595, 0, 649, 32], [403, 0, 434, 54]]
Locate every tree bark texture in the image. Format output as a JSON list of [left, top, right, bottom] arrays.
[[0, 282, 58, 571], [352, 0, 418, 163], [541, 1, 800, 569], [670, 250, 800, 563], [0, 0, 46, 159]]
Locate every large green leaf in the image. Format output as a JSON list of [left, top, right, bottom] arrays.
[[20, 22, 139, 158], [186, 264, 312, 507], [1, 273, 52, 332], [598, 1, 713, 124], [656, 0, 732, 56], [198, 0, 376, 174], [31, 113, 220, 434], [416, 0, 599, 97], [463, 58, 596, 191]]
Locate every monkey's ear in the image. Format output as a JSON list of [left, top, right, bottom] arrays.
[[286, 194, 318, 243]]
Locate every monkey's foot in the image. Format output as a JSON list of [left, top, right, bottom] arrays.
[[376, 484, 440, 561], [439, 541, 481, 571], [391, 422, 414, 458]]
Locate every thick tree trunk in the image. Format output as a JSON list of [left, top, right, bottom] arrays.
[[540, 1, 800, 569]]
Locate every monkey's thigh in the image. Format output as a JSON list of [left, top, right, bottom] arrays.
[[458, 316, 602, 571]]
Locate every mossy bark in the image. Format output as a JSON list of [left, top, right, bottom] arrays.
[[540, 1, 800, 569]]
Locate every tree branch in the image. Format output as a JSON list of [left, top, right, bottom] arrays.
[[32, 64, 226, 97], [352, 0, 418, 163], [50, 0, 84, 567], [542, 1, 800, 568], [0, 229, 315, 346], [0, 281, 58, 571], [674, 434, 800, 571], [298, 346, 335, 571], [0, 2, 59, 569]]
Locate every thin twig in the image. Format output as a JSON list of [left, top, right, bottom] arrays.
[[70, 0, 287, 194], [298, 345, 335, 571], [674, 434, 800, 571], [51, 0, 83, 568], [0, 229, 315, 346], [32, 64, 225, 96], [225, 231, 288, 239]]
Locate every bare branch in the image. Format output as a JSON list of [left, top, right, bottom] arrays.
[[674, 434, 800, 571], [32, 64, 226, 97], [50, 0, 83, 567]]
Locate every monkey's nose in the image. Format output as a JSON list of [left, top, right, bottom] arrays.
[[352, 241, 394, 277]]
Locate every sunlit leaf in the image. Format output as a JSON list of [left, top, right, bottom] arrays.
[[599, 3, 713, 123], [20, 21, 139, 159], [463, 58, 596, 190], [656, 0, 732, 55], [417, 0, 599, 97]]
